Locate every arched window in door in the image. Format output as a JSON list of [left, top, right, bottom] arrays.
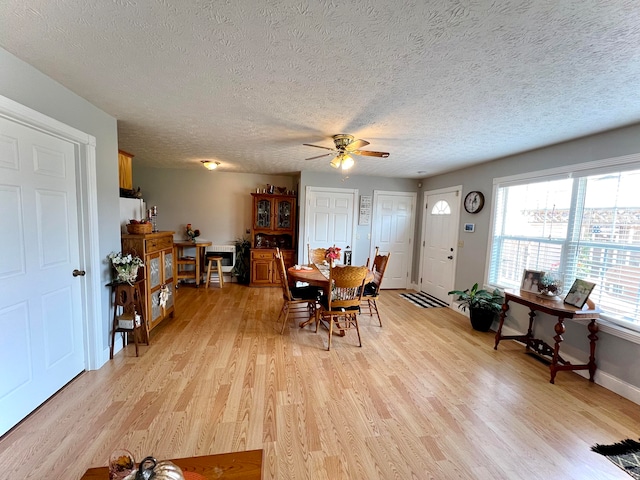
[[431, 200, 451, 215]]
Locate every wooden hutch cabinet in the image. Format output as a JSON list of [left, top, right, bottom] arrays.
[[250, 193, 296, 286], [121, 231, 176, 334]]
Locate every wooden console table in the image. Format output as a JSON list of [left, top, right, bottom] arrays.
[[80, 450, 263, 479], [494, 289, 600, 384]]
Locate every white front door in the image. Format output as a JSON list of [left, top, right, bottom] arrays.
[[305, 187, 357, 263], [420, 188, 461, 303], [371, 191, 416, 289], [0, 116, 85, 436]]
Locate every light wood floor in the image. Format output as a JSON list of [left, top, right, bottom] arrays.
[[1, 284, 639, 479]]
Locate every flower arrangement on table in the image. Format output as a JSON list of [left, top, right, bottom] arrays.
[[185, 223, 200, 242], [108, 251, 144, 284], [325, 245, 342, 265]]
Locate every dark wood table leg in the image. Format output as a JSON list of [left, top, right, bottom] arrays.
[[524, 308, 536, 351], [550, 316, 566, 384], [494, 300, 510, 349], [587, 319, 599, 382]]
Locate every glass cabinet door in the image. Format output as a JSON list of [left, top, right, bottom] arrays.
[[277, 199, 292, 229], [164, 251, 173, 281], [148, 253, 161, 289], [256, 199, 271, 228]]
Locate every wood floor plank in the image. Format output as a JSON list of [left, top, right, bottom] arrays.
[[0, 284, 638, 479]]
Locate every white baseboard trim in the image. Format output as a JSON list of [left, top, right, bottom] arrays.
[[498, 324, 640, 405]]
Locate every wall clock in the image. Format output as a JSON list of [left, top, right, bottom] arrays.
[[464, 191, 484, 214]]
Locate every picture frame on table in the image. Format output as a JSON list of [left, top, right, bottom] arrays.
[[564, 278, 596, 309], [521, 269, 544, 293]]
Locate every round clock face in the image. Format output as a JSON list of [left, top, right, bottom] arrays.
[[464, 191, 484, 213]]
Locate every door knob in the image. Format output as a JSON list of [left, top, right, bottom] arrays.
[[72, 269, 86, 277], [447, 256, 453, 260]]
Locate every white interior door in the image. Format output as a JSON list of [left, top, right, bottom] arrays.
[[371, 191, 416, 289], [420, 189, 461, 303], [305, 187, 357, 263], [0, 116, 85, 436]]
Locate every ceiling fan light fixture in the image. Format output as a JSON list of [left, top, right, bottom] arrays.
[[201, 160, 220, 170], [329, 156, 342, 168], [341, 154, 354, 170]]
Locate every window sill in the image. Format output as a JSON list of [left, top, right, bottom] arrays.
[[588, 317, 640, 345]]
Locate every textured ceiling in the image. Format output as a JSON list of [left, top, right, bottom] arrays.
[[3, 1, 640, 178]]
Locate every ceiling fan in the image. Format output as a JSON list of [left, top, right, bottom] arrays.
[[304, 134, 389, 170]]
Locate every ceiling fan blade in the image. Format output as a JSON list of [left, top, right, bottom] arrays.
[[345, 139, 370, 151], [305, 153, 333, 160], [352, 150, 390, 158], [303, 143, 336, 152]]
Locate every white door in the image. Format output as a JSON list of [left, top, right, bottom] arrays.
[[0, 116, 85, 436], [420, 189, 461, 303], [305, 187, 357, 263], [371, 191, 416, 289]]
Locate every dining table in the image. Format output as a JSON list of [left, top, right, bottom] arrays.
[[287, 263, 374, 329]]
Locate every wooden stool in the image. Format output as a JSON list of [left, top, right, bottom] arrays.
[[205, 255, 224, 288], [109, 280, 148, 359]]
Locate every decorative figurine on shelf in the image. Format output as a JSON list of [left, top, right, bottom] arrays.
[[325, 245, 342, 267], [185, 223, 200, 243], [108, 252, 144, 285]]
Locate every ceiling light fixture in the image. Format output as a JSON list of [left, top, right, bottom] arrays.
[[201, 160, 220, 170], [330, 153, 354, 170], [340, 154, 354, 170]]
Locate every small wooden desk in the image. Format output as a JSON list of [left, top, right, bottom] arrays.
[[174, 241, 212, 287], [494, 289, 600, 384], [80, 450, 263, 479]]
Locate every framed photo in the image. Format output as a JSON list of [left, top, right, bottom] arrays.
[[521, 269, 544, 293], [464, 223, 475, 232], [564, 279, 596, 309]]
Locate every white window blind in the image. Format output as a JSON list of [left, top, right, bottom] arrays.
[[488, 167, 640, 331]]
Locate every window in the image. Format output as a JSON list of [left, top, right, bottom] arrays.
[[431, 200, 451, 215], [488, 159, 640, 332]]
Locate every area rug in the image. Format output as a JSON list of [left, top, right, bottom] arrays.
[[399, 291, 449, 308], [592, 438, 640, 479]]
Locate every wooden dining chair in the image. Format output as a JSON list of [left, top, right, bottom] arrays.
[[274, 249, 321, 334], [315, 264, 368, 350], [307, 244, 327, 265], [361, 248, 390, 327]]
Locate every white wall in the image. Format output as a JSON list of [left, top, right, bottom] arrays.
[[0, 47, 121, 364], [422, 122, 640, 402], [132, 164, 298, 245]]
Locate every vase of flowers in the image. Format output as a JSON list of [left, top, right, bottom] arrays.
[[109, 252, 144, 285], [538, 271, 564, 297], [325, 245, 342, 267], [185, 223, 200, 243]]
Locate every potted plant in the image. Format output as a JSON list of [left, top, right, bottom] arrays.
[[231, 236, 251, 285], [448, 283, 504, 332]]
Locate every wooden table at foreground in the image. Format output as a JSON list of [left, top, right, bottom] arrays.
[[494, 289, 600, 384], [80, 450, 262, 479]]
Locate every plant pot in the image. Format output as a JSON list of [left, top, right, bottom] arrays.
[[469, 307, 496, 332]]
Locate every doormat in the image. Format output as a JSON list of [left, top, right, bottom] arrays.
[[399, 291, 449, 308], [592, 438, 640, 479]]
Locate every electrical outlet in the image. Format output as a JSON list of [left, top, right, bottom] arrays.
[[458, 240, 464, 247], [367, 233, 371, 239]]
